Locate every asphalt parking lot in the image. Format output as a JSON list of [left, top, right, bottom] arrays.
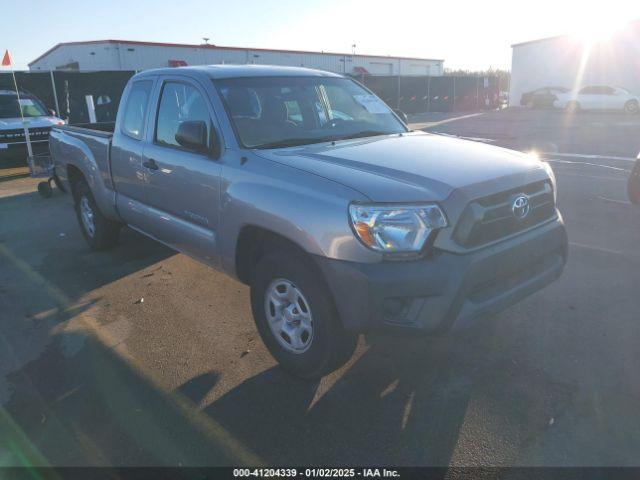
[[1, 108, 640, 467]]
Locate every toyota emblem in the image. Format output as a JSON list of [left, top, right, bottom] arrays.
[[512, 195, 530, 219]]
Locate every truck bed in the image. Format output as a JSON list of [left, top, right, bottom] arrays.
[[50, 122, 116, 213]]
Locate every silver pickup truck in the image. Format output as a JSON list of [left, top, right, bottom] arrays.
[[50, 65, 567, 378]]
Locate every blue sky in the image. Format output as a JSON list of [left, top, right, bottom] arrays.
[[2, 0, 640, 71]]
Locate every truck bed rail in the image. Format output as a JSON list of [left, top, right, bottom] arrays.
[[54, 122, 115, 138]]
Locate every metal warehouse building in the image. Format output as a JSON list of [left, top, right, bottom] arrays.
[[29, 40, 444, 76], [509, 20, 640, 106]]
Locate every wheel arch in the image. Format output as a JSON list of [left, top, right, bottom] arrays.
[[66, 164, 85, 199], [234, 225, 312, 285]]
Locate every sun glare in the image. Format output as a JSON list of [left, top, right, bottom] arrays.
[[566, 16, 632, 97], [570, 17, 628, 46]]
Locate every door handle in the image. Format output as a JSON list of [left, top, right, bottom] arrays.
[[143, 158, 158, 170]]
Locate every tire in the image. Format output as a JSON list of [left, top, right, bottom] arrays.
[[74, 179, 121, 250], [628, 160, 640, 205], [566, 101, 581, 113], [624, 100, 639, 114], [250, 250, 358, 379], [52, 172, 66, 193]]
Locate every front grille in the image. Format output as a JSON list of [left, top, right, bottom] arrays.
[[0, 126, 51, 144], [454, 180, 556, 248]]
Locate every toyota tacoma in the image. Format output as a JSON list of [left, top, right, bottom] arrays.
[[49, 65, 568, 378]]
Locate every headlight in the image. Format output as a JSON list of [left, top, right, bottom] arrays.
[[349, 203, 448, 253], [541, 160, 557, 203]]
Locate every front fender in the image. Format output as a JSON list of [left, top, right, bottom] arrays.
[[218, 155, 382, 277]]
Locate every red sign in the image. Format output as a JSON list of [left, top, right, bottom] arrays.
[[1, 50, 11, 66], [168, 59, 187, 67]]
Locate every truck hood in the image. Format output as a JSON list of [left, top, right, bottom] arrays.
[[254, 131, 547, 202], [0, 116, 63, 129]]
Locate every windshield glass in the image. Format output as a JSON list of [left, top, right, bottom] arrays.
[[0, 93, 48, 119], [215, 76, 407, 149]]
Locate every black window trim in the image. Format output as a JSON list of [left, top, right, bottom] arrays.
[[120, 79, 153, 141], [153, 78, 216, 157]]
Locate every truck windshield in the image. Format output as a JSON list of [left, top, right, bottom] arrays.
[[0, 93, 48, 119], [214, 76, 407, 149]]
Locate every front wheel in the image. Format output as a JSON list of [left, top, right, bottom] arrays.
[[74, 179, 121, 250], [250, 250, 358, 379]]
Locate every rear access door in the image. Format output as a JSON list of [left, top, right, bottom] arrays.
[[111, 78, 157, 227]]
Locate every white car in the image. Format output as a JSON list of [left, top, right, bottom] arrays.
[[553, 85, 640, 114]]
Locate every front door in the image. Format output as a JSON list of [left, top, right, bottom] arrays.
[[140, 78, 222, 266]]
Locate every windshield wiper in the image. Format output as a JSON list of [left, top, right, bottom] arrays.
[[253, 136, 336, 149], [253, 130, 392, 150], [335, 130, 390, 141]]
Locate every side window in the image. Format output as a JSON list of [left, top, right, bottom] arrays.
[[121, 81, 152, 140], [155, 81, 211, 150], [579, 86, 594, 95], [585, 86, 613, 95]]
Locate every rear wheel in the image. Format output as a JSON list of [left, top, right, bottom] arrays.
[[52, 172, 66, 192], [624, 100, 639, 114], [250, 250, 358, 379], [74, 179, 121, 250], [566, 101, 581, 113]]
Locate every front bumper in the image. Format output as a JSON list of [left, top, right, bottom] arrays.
[[314, 217, 568, 334]]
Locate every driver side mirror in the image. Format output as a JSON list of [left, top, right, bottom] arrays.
[[393, 109, 408, 124], [175, 120, 209, 153]]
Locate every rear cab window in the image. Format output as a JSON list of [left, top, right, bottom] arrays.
[[121, 80, 153, 140]]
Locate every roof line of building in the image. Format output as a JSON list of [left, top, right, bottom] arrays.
[[512, 18, 640, 48], [29, 39, 445, 66], [511, 34, 568, 48]]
